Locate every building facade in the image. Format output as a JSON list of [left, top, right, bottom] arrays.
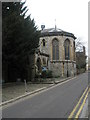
[[76, 46, 87, 74], [35, 27, 76, 77]]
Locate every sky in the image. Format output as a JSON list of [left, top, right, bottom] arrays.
[[25, 0, 89, 56]]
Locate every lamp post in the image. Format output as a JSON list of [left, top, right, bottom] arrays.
[[66, 56, 69, 77]]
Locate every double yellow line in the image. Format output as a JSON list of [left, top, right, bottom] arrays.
[[68, 86, 89, 119]]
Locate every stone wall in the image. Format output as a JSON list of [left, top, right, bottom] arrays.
[[50, 62, 62, 77], [50, 61, 76, 77], [39, 36, 75, 61], [38, 34, 76, 77]]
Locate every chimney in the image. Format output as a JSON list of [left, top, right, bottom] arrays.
[[41, 25, 45, 30], [83, 46, 85, 55]]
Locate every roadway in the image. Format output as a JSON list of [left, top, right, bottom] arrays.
[[2, 72, 88, 118]]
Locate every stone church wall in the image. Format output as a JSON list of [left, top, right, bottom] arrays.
[[36, 31, 76, 77], [50, 61, 76, 77]]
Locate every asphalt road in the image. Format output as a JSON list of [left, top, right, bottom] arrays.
[[2, 72, 88, 118]]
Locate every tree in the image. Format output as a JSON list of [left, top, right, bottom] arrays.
[[75, 37, 84, 52], [75, 38, 87, 74], [2, 2, 40, 82]]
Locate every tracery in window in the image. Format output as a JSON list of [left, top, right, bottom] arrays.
[[52, 39, 59, 60], [64, 39, 70, 60]]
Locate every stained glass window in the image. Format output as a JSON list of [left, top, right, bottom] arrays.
[[64, 39, 70, 60], [52, 39, 59, 60]]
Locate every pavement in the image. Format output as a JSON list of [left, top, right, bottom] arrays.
[[1, 77, 69, 105]]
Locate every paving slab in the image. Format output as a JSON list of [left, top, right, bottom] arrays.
[[2, 77, 66, 102]]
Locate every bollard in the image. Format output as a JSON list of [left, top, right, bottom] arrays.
[[24, 79, 28, 92]]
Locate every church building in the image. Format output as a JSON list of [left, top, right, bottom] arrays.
[[35, 26, 77, 77]]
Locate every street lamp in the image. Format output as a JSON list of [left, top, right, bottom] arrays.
[[66, 56, 69, 77]]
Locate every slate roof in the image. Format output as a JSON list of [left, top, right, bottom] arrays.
[[41, 27, 76, 39]]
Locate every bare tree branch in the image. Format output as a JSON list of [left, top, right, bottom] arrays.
[[75, 38, 84, 52]]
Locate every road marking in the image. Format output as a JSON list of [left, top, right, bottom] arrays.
[[68, 86, 88, 119], [75, 88, 89, 118]]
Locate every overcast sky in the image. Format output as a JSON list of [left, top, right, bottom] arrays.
[[25, 0, 89, 56]]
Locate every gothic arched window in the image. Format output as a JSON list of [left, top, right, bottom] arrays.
[[37, 57, 41, 72], [73, 41, 75, 60], [64, 39, 70, 60], [42, 39, 45, 46], [52, 39, 59, 60]]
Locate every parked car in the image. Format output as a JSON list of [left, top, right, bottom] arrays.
[[42, 67, 47, 72]]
